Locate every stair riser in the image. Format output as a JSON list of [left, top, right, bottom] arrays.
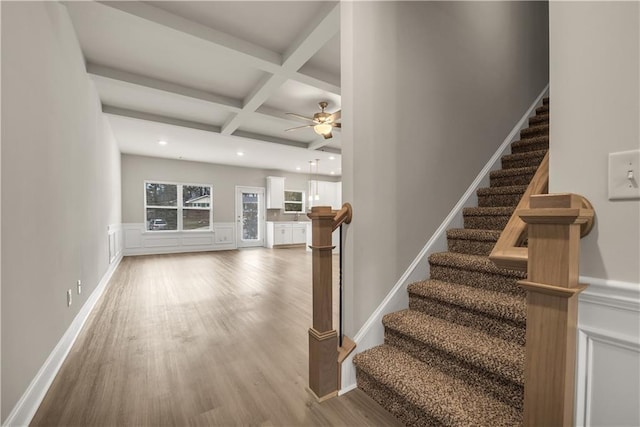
[[463, 215, 510, 231], [535, 105, 549, 114], [408, 296, 526, 345], [385, 330, 524, 410], [520, 126, 548, 139], [447, 238, 495, 256], [478, 193, 523, 207], [510, 141, 549, 154], [355, 370, 437, 427], [429, 265, 524, 296], [528, 115, 548, 126], [543, 97, 549, 106], [490, 174, 536, 187], [501, 156, 545, 170]]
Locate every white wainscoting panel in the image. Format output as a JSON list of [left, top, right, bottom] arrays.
[[575, 276, 640, 427], [108, 223, 123, 264], [123, 222, 236, 256]]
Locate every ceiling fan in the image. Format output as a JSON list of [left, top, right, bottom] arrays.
[[285, 101, 341, 139]]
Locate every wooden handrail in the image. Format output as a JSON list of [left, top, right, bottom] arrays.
[[307, 204, 355, 401], [489, 152, 549, 271], [517, 193, 594, 426], [332, 202, 353, 231]]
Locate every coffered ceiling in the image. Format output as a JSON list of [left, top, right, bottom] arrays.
[[64, 1, 342, 176]]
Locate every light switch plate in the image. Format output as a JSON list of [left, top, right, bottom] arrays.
[[608, 149, 640, 200]]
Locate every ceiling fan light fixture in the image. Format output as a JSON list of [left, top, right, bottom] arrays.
[[314, 123, 332, 136]]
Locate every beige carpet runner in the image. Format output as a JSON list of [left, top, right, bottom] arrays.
[[353, 98, 550, 426]]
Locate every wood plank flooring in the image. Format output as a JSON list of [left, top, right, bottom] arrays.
[[31, 248, 402, 426]]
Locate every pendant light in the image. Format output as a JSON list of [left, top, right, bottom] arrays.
[[315, 159, 320, 201]]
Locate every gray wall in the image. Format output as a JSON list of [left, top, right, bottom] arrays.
[[549, 1, 639, 283], [341, 1, 549, 336], [1, 2, 122, 420], [121, 154, 337, 224]]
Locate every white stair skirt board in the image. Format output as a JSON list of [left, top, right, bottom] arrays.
[[339, 84, 550, 395], [575, 277, 640, 427], [3, 251, 124, 427]]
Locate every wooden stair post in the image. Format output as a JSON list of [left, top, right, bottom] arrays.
[[517, 193, 594, 426], [307, 206, 338, 400]]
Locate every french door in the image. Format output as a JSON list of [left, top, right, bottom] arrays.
[[235, 186, 265, 248]]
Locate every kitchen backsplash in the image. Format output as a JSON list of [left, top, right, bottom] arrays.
[[267, 209, 310, 222]]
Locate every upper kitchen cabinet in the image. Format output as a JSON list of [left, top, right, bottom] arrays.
[[266, 176, 285, 209], [308, 180, 342, 210]]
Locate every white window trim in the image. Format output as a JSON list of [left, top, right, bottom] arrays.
[[144, 180, 213, 233], [284, 190, 305, 213]]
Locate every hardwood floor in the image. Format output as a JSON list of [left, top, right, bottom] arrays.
[[31, 248, 402, 426]]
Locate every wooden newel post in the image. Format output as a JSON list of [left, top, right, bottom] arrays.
[[517, 193, 594, 426], [307, 206, 338, 400]]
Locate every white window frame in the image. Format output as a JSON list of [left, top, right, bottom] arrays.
[[144, 180, 213, 232], [283, 190, 305, 213]]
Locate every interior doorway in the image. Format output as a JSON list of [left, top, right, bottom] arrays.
[[235, 186, 265, 248]]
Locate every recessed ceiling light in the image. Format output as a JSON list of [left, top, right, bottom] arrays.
[[330, 171, 335, 175], [237, 151, 244, 156], [295, 166, 301, 171], [329, 156, 335, 160], [158, 140, 168, 146]]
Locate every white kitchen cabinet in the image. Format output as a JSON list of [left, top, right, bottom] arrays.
[[308, 180, 342, 209], [266, 176, 285, 209], [266, 222, 308, 248]]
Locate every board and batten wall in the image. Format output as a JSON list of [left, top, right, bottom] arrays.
[[1, 2, 122, 422], [341, 1, 549, 338], [549, 2, 640, 425], [120, 154, 337, 255]]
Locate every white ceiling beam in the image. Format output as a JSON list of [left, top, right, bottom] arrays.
[[308, 138, 337, 151], [87, 63, 243, 112], [95, 1, 282, 72], [94, 1, 340, 95], [221, 3, 340, 136]]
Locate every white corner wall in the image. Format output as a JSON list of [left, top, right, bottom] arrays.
[[549, 2, 640, 425], [1, 2, 122, 422], [341, 1, 550, 337]]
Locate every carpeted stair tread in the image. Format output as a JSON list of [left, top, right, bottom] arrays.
[[383, 310, 524, 386], [477, 185, 527, 197], [408, 280, 526, 325], [510, 136, 549, 154], [447, 229, 501, 255], [520, 123, 548, 139], [535, 104, 548, 114], [428, 252, 526, 295], [528, 113, 549, 126], [353, 345, 523, 426], [490, 166, 538, 180], [501, 149, 547, 169], [489, 166, 538, 187], [543, 97, 549, 105], [429, 252, 525, 280], [463, 207, 514, 230]]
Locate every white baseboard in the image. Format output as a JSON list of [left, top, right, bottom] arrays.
[[2, 254, 123, 427], [339, 84, 550, 394]]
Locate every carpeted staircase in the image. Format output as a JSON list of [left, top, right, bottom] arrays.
[[353, 98, 550, 426]]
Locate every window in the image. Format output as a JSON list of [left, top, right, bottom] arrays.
[[284, 190, 305, 213], [145, 182, 212, 231]]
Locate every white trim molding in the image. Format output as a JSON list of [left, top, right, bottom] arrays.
[[339, 84, 550, 394], [122, 222, 236, 256], [575, 276, 640, 427], [3, 241, 124, 427]]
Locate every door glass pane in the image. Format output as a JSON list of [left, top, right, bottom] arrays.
[[183, 186, 211, 208], [146, 183, 177, 206], [183, 209, 210, 230], [242, 192, 259, 240], [146, 208, 178, 231]]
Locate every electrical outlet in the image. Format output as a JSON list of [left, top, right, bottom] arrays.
[[67, 289, 72, 307], [77, 280, 82, 295]]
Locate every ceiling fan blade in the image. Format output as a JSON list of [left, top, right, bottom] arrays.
[[285, 124, 314, 132], [286, 112, 316, 123], [322, 132, 333, 140], [332, 122, 341, 128], [327, 110, 341, 122]]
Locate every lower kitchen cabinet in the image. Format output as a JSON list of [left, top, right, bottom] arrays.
[[266, 222, 308, 248]]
